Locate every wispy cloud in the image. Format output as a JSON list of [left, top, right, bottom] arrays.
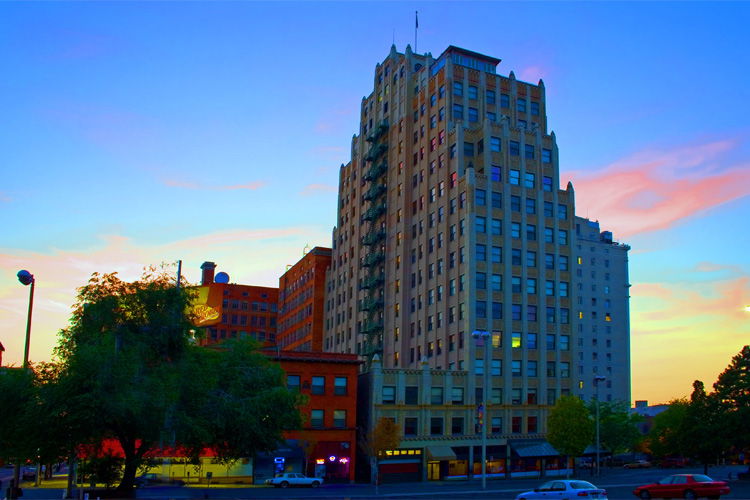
[[299, 183, 337, 197], [566, 139, 750, 237], [164, 180, 267, 191], [518, 65, 547, 84], [0, 192, 10, 203]]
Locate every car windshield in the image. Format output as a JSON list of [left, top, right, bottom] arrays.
[[275, 473, 285, 478], [570, 481, 596, 489], [692, 475, 714, 483]]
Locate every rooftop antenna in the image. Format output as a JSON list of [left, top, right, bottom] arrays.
[[415, 11, 418, 53]]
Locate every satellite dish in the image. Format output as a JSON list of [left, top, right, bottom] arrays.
[[215, 272, 230, 284]]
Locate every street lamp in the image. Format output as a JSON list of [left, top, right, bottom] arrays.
[[472, 330, 491, 491], [12, 270, 35, 498], [593, 375, 606, 477]]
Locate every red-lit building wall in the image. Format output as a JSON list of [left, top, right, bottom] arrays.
[[266, 350, 359, 483], [277, 247, 331, 352]]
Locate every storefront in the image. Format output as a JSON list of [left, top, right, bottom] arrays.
[[425, 446, 456, 481], [379, 448, 422, 483], [508, 439, 569, 478], [311, 441, 352, 483], [254, 440, 306, 484], [470, 445, 507, 479]]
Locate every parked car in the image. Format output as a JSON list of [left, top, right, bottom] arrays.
[[134, 473, 185, 488], [21, 469, 36, 481], [633, 474, 730, 500], [661, 458, 687, 468], [516, 479, 608, 499], [264, 473, 322, 488], [625, 460, 652, 469]]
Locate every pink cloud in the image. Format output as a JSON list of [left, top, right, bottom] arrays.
[[299, 183, 337, 197], [566, 139, 750, 237], [165, 180, 266, 191], [518, 65, 547, 84]]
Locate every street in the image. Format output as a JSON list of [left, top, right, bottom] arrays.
[[5, 466, 750, 500]]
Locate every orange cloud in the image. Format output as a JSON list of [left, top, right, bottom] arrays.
[[165, 180, 266, 191], [565, 139, 750, 237], [299, 183, 337, 197]]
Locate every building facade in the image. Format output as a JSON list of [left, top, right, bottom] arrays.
[[324, 43, 585, 480], [278, 247, 332, 352], [573, 217, 631, 403], [194, 262, 278, 345]]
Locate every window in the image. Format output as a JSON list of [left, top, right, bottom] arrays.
[[510, 141, 520, 156], [558, 204, 568, 220], [491, 191, 502, 209], [468, 85, 478, 100], [546, 306, 556, 323], [559, 229, 569, 245], [527, 277, 537, 294], [546, 280, 555, 296], [512, 332, 521, 348], [528, 361, 538, 378], [477, 272, 487, 290], [468, 107, 478, 122], [526, 224, 536, 241], [517, 98, 526, 113], [546, 334, 556, 350], [383, 386, 396, 404], [404, 417, 418, 436], [431, 417, 444, 436], [512, 304, 522, 320], [543, 175, 553, 192], [512, 276, 521, 293], [511, 222, 521, 238], [501, 93, 510, 107], [512, 248, 521, 266], [528, 305, 537, 321], [525, 172, 535, 188], [527, 333, 537, 349], [287, 375, 300, 392], [333, 410, 346, 428], [464, 141, 474, 157], [453, 103, 463, 120], [439, 85, 445, 98], [491, 218, 501, 235], [310, 409, 324, 428], [526, 198, 536, 214], [560, 282, 569, 297], [512, 360, 522, 377], [561, 362, 570, 378], [439, 107, 445, 121], [511, 195, 521, 212], [453, 81, 463, 96], [312, 376, 325, 395], [542, 148, 552, 163], [431, 386, 444, 405], [525, 144, 535, 159], [490, 136, 501, 152], [492, 274, 502, 291], [512, 390, 522, 406], [452, 387, 464, 405], [544, 201, 553, 218], [476, 216, 486, 233], [561, 308, 570, 324], [334, 377, 348, 395], [491, 166, 502, 182], [545, 253, 555, 270], [545, 227, 554, 243], [510, 169, 520, 185], [451, 417, 465, 435]]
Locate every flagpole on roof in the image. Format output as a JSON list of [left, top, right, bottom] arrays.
[[415, 11, 418, 53]]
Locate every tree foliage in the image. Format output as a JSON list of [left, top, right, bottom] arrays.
[[712, 345, 750, 454], [54, 265, 303, 492], [0, 367, 38, 465], [359, 417, 401, 492], [547, 396, 594, 459], [648, 399, 689, 458], [586, 400, 643, 455], [680, 380, 730, 473]]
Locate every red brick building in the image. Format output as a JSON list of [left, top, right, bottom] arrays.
[[194, 262, 278, 345], [258, 350, 360, 483], [277, 247, 331, 352]]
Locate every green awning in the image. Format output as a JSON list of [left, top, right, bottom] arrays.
[[510, 439, 559, 457], [426, 445, 457, 461]]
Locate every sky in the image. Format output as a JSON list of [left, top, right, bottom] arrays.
[[1, 2, 749, 406]]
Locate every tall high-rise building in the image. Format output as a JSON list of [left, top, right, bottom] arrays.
[[573, 217, 631, 404], [326, 43, 574, 388]]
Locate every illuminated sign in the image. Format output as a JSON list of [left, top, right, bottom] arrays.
[[329, 455, 336, 462], [316, 459, 325, 465], [190, 286, 222, 326]]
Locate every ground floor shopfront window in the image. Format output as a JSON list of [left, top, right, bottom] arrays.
[[473, 459, 506, 478]]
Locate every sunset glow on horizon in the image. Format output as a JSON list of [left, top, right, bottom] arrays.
[[1, 2, 749, 406]]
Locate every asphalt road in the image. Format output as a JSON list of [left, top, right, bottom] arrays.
[[6, 465, 750, 500]]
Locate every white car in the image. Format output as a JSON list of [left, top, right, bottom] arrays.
[[264, 472, 322, 488], [517, 480, 608, 500]]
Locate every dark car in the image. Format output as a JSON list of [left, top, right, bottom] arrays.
[[134, 473, 185, 488], [625, 460, 652, 469], [661, 458, 687, 468], [633, 474, 730, 500]]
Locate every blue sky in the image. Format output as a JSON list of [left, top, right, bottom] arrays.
[[1, 1, 749, 404]]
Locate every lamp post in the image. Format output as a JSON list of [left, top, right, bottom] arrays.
[[12, 271, 35, 499], [472, 330, 491, 491], [593, 375, 606, 477]]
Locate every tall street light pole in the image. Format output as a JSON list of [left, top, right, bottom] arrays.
[[472, 330, 491, 491], [13, 270, 35, 499], [594, 375, 606, 477]]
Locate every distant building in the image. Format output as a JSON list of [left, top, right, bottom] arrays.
[[278, 247, 332, 352], [192, 261, 278, 345], [631, 400, 669, 435], [573, 218, 631, 404]]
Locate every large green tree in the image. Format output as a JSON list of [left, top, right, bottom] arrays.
[[55, 266, 303, 492], [712, 345, 750, 455], [547, 396, 594, 477], [680, 381, 729, 474], [648, 399, 689, 459], [587, 400, 643, 456]]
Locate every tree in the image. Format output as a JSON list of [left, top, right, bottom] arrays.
[[712, 345, 750, 456], [587, 400, 643, 456], [54, 266, 303, 492], [680, 381, 729, 474], [0, 366, 39, 481], [547, 396, 594, 477], [648, 399, 689, 459], [359, 417, 401, 495]]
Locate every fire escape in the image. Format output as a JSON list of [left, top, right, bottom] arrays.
[[360, 119, 388, 369]]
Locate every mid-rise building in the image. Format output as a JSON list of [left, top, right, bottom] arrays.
[[278, 247, 332, 351], [573, 218, 631, 403]]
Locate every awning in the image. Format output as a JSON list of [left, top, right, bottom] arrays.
[[425, 445, 457, 461], [509, 439, 559, 458]]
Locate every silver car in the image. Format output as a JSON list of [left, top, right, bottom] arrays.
[[517, 479, 608, 500]]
